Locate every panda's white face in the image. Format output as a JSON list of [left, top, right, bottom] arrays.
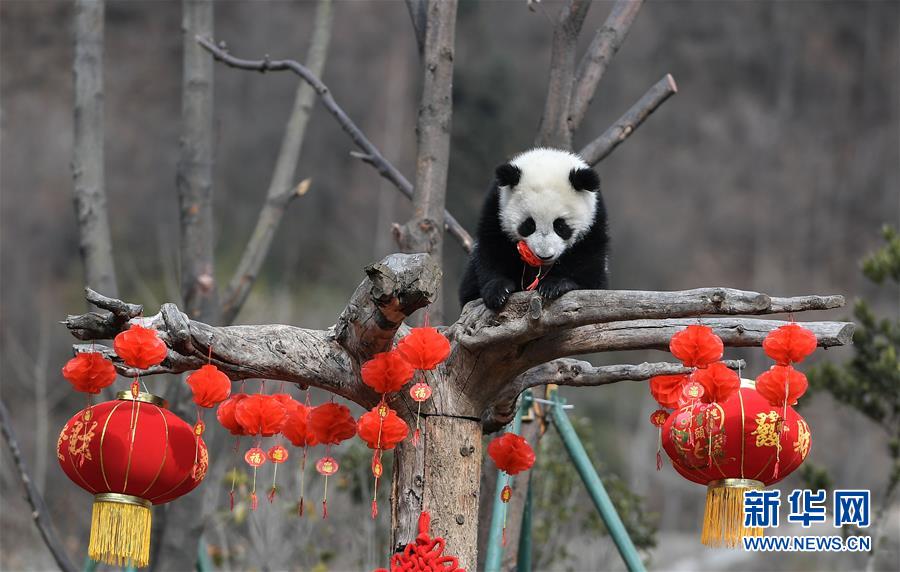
[[497, 148, 599, 263]]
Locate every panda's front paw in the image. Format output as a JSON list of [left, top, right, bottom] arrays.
[[537, 277, 579, 301], [481, 278, 516, 311]]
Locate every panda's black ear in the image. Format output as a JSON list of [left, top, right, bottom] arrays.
[[495, 163, 521, 188], [569, 167, 600, 192]]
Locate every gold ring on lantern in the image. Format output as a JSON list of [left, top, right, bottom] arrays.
[[94, 493, 152, 508], [707, 478, 764, 490], [115, 391, 168, 408]]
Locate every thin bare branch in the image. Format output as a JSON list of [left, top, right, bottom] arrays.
[[579, 73, 677, 165], [569, 0, 644, 131], [536, 0, 593, 148], [72, 0, 118, 304], [222, 0, 333, 324], [196, 37, 474, 253], [404, 0, 426, 55], [0, 400, 77, 572]]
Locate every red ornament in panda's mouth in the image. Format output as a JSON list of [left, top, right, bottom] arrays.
[[516, 241, 543, 268]]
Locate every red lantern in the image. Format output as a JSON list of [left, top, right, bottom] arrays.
[[57, 391, 207, 567], [61, 352, 117, 394], [649, 373, 689, 409], [488, 433, 535, 475], [649, 409, 670, 470], [669, 325, 724, 368], [517, 240, 542, 268], [235, 394, 287, 437], [396, 328, 451, 371], [307, 402, 357, 445], [113, 324, 167, 370], [763, 323, 817, 365], [693, 362, 740, 404], [661, 382, 811, 547], [281, 402, 311, 447], [755, 365, 809, 406], [358, 406, 409, 451], [216, 393, 248, 436], [361, 351, 415, 394], [186, 364, 231, 408]]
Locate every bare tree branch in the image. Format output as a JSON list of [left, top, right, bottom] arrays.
[[196, 37, 475, 254], [404, 0, 426, 56], [221, 0, 334, 324], [536, 0, 593, 148], [569, 0, 644, 131], [579, 73, 677, 165], [394, 0, 458, 324], [0, 400, 77, 572], [72, 0, 118, 305]]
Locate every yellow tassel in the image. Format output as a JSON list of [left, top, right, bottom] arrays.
[[88, 494, 152, 568], [701, 479, 764, 548]]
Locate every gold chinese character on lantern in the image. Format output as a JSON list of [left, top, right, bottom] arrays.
[[751, 411, 782, 449]]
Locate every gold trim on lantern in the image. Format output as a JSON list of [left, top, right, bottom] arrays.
[[94, 493, 152, 508], [116, 391, 168, 408], [707, 478, 764, 490]]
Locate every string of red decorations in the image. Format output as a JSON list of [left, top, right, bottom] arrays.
[[307, 402, 356, 518], [487, 432, 535, 545], [395, 326, 450, 446], [358, 404, 409, 518], [280, 393, 313, 514], [235, 391, 288, 510]]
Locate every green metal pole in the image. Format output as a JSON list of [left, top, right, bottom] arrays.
[[196, 537, 213, 572], [549, 392, 646, 572], [484, 391, 532, 572], [516, 478, 533, 572]]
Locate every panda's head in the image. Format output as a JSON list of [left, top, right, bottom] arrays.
[[494, 148, 600, 263]]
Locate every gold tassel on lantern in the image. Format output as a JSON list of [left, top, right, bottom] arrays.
[[88, 493, 152, 568], [701, 479, 764, 548]]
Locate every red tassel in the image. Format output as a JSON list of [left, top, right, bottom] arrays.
[[526, 275, 540, 291], [297, 498, 304, 516], [371, 499, 378, 519], [229, 490, 235, 511], [502, 527, 508, 547], [267, 487, 277, 503], [773, 459, 781, 481], [656, 451, 662, 471], [250, 492, 258, 511], [413, 428, 421, 447], [322, 500, 328, 519]]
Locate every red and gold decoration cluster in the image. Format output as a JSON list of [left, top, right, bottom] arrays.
[[487, 432, 536, 545], [648, 323, 816, 548]]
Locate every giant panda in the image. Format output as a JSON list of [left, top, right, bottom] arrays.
[[459, 147, 609, 311]]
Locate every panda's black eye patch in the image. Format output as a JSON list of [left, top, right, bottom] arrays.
[[518, 217, 536, 237], [553, 218, 572, 240]]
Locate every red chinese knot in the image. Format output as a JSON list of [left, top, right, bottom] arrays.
[[377, 511, 464, 572], [113, 324, 167, 369], [61, 352, 117, 394]]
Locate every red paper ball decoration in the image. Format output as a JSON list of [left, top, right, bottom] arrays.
[[235, 394, 288, 437], [61, 352, 117, 394], [669, 325, 724, 368], [216, 393, 248, 436], [763, 323, 817, 365], [358, 406, 409, 450], [281, 402, 312, 447], [693, 362, 740, 404], [649, 373, 689, 409], [186, 365, 231, 408], [57, 391, 207, 567], [272, 393, 299, 412], [755, 365, 809, 406], [361, 351, 415, 394], [307, 402, 357, 445], [488, 433, 536, 475], [113, 324, 167, 369], [396, 328, 451, 371]]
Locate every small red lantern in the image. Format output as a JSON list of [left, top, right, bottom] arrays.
[[358, 405, 409, 518], [361, 351, 415, 394], [61, 352, 117, 394], [693, 362, 740, 404], [113, 324, 167, 370], [396, 328, 451, 371], [487, 432, 536, 545], [186, 364, 231, 408], [57, 391, 207, 567], [649, 409, 670, 470], [669, 325, 724, 368], [235, 394, 287, 437], [216, 393, 249, 436], [307, 402, 356, 517], [755, 364, 809, 407], [763, 323, 817, 365], [281, 402, 311, 447], [649, 373, 689, 409]]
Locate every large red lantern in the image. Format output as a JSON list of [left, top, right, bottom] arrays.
[[661, 381, 811, 547], [57, 391, 207, 567]]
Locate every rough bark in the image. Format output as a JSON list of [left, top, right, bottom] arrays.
[[72, 0, 118, 304]]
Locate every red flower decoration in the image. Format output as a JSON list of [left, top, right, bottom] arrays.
[[235, 394, 287, 437], [186, 364, 231, 408], [307, 402, 357, 445], [358, 406, 409, 450], [517, 240, 542, 267], [361, 351, 415, 394], [649, 374, 689, 409], [281, 402, 311, 447], [487, 433, 535, 475], [216, 393, 248, 435], [669, 325, 724, 368], [61, 352, 117, 394], [755, 365, 809, 406], [396, 328, 451, 371], [763, 323, 818, 365], [113, 324, 167, 369], [692, 362, 740, 403]]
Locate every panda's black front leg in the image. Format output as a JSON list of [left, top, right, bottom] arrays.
[[481, 277, 517, 311], [536, 276, 579, 301]]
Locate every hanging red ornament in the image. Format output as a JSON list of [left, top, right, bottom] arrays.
[[186, 364, 231, 408], [307, 402, 357, 445], [409, 382, 433, 446], [61, 352, 117, 394], [358, 406, 409, 450], [272, 393, 299, 412], [516, 240, 542, 268], [216, 393, 249, 436], [281, 402, 311, 447], [648, 373, 689, 409], [693, 362, 740, 404], [315, 455, 340, 519], [762, 323, 817, 365], [488, 433, 536, 475], [650, 409, 669, 471], [361, 351, 415, 394], [57, 391, 207, 568], [235, 394, 288, 437], [669, 325, 724, 368], [266, 444, 289, 502], [755, 365, 808, 406], [113, 324, 167, 369], [396, 328, 451, 371], [375, 511, 464, 572]]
